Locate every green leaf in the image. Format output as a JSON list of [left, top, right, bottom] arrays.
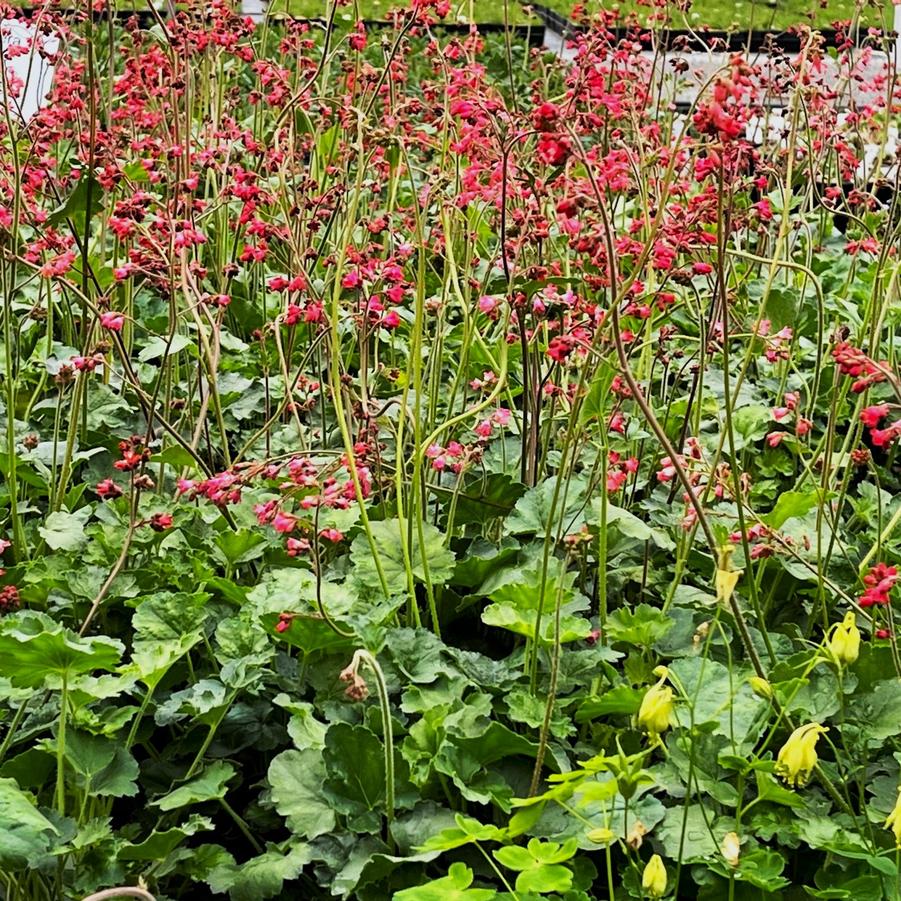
[[85, 384, 133, 431], [38, 508, 92, 551], [656, 804, 721, 861], [481, 602, 591, 644], [350, 519, 455, 594], [260, 612, 353, 657], [152, 444, 200, 470], [0, 777, 59, 868], [452, 538, 521, 588], [754, 770, 805, 809], [154, 680, 228, 726], [130, 591, 209, 688], [272, 696, 327, 751], [797, 817, 897, 876], [479, 557, 591, 645], [215, 530, 268, 567], [63, 731, 139, 797], [601, 504, 655, 542], [323, 723, 403, 832], [669, 657, 768, 744], [393, 862, 498, 900], [494, 838, 576, 893], [154, 762, 236, 811], [47, 175, 104, 233], [416, 814, 507, 853], [207, 844, 311, 901], [0, 611, 123, 688], [731, 405, 773, 451], [504, 476, 589, 538], [268, 750, 336, 839], [764, 490, 820, 529], [123, 160, 150, 181], [576, 685, 644, 721], [117, 815, 213, 860], [138, 333, 193, 363], [851, 679, 901, 741], [605, 604, 673, 648], [450, 475, 525, 527]]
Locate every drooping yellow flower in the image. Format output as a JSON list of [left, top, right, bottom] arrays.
[[885, 788, 901, 848], [715, 545, 743, 608], [638, 667, 674, 738], [827, 612, 861, 666], [641, 854, 667, 899], [775, 723, 828, 788], [720, 831, 741, 867]]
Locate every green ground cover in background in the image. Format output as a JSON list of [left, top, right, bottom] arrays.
[[283, 0, 886, 30]]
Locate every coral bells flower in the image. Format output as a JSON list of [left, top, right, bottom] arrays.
[[859, 563, 898, 608], [775, 723, 828, 788], [547, 335, 577, 364], [637, 666, 674, 739], [96, 478, 123, 499], [286, 537, 311, 557], [275, 612, 294, 634], [114, 437, 151, 472], [100, 312, 125, 332], [870, 424, 901, 448], [271, 510, 298, 534], [148, 512, 173, 532], [861, 404, 891, 428], [0, 585, 20, 614], [832, 341, 887, 393], [826, 612, 860, 666]]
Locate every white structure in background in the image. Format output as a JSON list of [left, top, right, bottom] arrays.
[[539, 6, 901, 110], [0, 19, 58, 125], [895, 0, 901, 67], [241, 0, 267, 22]]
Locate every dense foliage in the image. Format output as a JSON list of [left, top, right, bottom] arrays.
[[2, 3, 901, 899]]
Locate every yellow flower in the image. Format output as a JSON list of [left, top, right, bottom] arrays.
[[885, 788, 901, 848], [827, 612, 860, 666], [715, 545, 743, 608], [720, 831, 741, 867], [748, 676, 772, 699], [641, 854, 667, 899], [587, 827, 615, 845], [775, 723, 828, 788], [638, 668, 674, 738]]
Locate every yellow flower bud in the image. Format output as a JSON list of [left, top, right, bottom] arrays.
[[587, 827, 615, 845], [641, 854, 667, 899], [775, 723, 828, 788], [748, 676, 772, 699], [885, 788, 901, 848], [638, 670, 674, 738], [827, 612, 860, 666], [720, 831, 741, 867]]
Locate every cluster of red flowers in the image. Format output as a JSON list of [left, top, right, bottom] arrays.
[[859, 404, 901, 449], [114, 436, 152, 473], [859, 563, 898, 608], [833, 341, 888, 394]]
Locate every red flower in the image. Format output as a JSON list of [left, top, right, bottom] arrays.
[[859, 563, 898, 608], [861, 404, 890, 428], [149, 513, 173, 532], [96, 479, 123, 499], [0, 585, 20, 614], [547, 335, 577, 364]]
